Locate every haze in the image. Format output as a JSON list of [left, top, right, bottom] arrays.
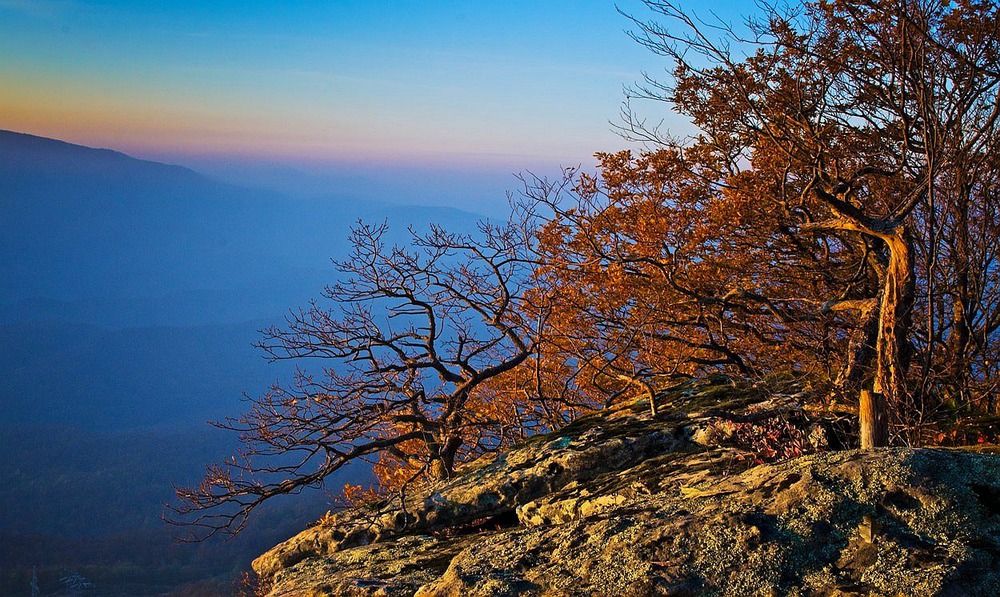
[[0, 1, 746, 593], [0, 0, 737, 212]]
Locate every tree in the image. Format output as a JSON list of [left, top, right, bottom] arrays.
[[530, 150, 847, 417], [174, 0, 1000, 539], [172, 215, 563, 538], [544, 0, 1000, 446]]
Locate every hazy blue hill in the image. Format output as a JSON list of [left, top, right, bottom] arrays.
[[0, 130, 482, 593], [0, 424, 365, 595], [0, 130, 482, 430], [0, 129, 479, 326], [0, 320, 280, 429], [1, 130, 258, 304]]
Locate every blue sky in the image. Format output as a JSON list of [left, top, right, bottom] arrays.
[[0, 0, 745, 208]]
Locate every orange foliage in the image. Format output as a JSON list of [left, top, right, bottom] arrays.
[[178, 1, 1000, 538], [532, 150, 851, 410], [336, 483, 386, 510]]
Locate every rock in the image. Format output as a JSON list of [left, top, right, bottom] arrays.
[[262, 535, 477, 597], [417, 449, 1000, 596], [255, 399, 695, 579], [253, 378, 1000, 596]]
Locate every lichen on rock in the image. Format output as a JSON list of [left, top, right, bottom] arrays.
[[253, 379, 1000, 596]]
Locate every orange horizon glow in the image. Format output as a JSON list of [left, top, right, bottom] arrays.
[[0, 79, 598, 170], [0, 0, 717, 174]]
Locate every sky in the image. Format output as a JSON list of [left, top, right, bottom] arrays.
[[0, 0, 743, 209]]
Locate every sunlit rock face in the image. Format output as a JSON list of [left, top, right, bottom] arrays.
[[254, 379, 1000, 596]]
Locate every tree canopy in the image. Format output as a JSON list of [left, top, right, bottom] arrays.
[[535, 0, 1000, 443], [175, 0, 1000, 536]]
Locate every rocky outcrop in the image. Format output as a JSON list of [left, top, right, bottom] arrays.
[[253, 378, 1000, 596]]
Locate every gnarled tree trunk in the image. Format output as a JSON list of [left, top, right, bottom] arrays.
[[868, 225, 915, 446], [829, 298, 880, 390]]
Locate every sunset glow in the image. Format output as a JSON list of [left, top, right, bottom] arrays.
[[0, 0, 701, 169]]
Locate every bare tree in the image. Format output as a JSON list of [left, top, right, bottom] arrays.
[[171, 214, 546, 538]]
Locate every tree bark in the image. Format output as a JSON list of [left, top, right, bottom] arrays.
[[829, 298, 880, 391], [803, 217, 915, 447], [430, 435, 463, 481], [859, 388, 888, 449], [869, 224, 916, 447], [948, 195, 971, 385]]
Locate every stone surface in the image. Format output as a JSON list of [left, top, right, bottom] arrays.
[[254, 378, 1000, 596]]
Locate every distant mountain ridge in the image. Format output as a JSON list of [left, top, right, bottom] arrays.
[[1, 128, 302, 316], [0, 129, 480, 326], [0, 129, 203, 178], [0, 130, 480, 593], [0, 129, 484, 427]]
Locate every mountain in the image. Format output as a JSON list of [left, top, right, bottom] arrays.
[[0, 130, 484, 428], [0, 130, 484, 594], [0, 129, 480, 327]]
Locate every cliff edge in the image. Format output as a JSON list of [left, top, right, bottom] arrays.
[[253, 378, 1000, 596]]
